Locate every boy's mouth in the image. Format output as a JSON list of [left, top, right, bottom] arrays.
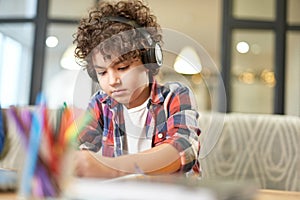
[[111, 89, 127, 96]]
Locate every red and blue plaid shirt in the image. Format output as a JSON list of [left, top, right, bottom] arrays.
[[78, 79, 201, 173]]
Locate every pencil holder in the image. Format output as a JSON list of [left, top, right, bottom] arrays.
[[7, 102, 93, 199]]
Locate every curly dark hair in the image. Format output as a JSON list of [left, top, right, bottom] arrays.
[[73, 0, 162, 82]]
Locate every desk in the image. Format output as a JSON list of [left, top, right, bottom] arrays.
[[0, 192, 16, 200], [255, 189, 300, 200], [1, 190, 300, 200]]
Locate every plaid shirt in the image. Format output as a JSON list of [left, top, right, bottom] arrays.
[[78, 79, 201, 173]]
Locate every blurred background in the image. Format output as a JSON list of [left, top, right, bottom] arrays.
[[0, 0, 299, 116]]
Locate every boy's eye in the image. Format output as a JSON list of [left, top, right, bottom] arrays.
[[97, 71, 106, 76], [118, 66, 129, 71]]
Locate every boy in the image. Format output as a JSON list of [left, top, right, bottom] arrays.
[[73, 0, 201, 178]]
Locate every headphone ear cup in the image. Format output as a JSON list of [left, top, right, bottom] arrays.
[[141, 50, 149, 67], [142, 49, 158, 70], [142, 43, 163, 69], [148, 47, 157, 64]]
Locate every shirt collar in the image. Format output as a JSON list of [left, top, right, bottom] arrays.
[[98, 91, 119, 108], [149, 78, 166, 105]]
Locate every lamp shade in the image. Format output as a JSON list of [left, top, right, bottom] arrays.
[[174, 46, 202, 74], [60, 45, 81, 70]]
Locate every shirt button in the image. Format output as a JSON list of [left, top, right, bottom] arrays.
[[158, 133, 163, 139]]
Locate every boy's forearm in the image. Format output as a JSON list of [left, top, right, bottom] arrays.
[[97, 144, 181, 176]]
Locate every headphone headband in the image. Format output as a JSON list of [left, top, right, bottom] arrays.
[[103, 16, 141, 28], [102, 16, 154, 46]]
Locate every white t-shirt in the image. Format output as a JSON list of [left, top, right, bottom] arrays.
[[123, 99, 152, 154]]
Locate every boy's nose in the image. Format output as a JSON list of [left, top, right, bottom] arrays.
[[108, 73, 121, 86]]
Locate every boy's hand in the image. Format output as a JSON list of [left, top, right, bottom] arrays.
[[74, 150, 120, 178]]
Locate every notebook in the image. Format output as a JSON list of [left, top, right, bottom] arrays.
[[62, 174, 258, 200]]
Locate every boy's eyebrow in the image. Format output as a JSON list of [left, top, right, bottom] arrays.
[[93, 59, 125, 70], [94, 65, 107, 70]]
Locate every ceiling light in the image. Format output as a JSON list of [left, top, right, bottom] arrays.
[[174, 46, 202, 75], [238, 71, 255, 84], [236, 41, 249, 54], [46, 36, 58, 48], [260, 69, 275, 87]]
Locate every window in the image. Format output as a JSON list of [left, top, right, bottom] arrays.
[[0, 0, 37, 18], [0, 24, 33, 107], [287, 0, 300, 25], [233, 0, 275, 21], [286, 32, 300, 116], [222, 0, 300, 116], [0, 0, 95, 107], [231, 30, 275, 113]]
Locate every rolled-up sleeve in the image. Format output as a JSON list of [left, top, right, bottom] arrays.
[[161, 84, 201, 173]]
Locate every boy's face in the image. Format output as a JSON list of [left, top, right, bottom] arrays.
[[92, 53, 150, 109]]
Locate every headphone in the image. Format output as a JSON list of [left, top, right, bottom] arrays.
[[103, 16, 163, 70]]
